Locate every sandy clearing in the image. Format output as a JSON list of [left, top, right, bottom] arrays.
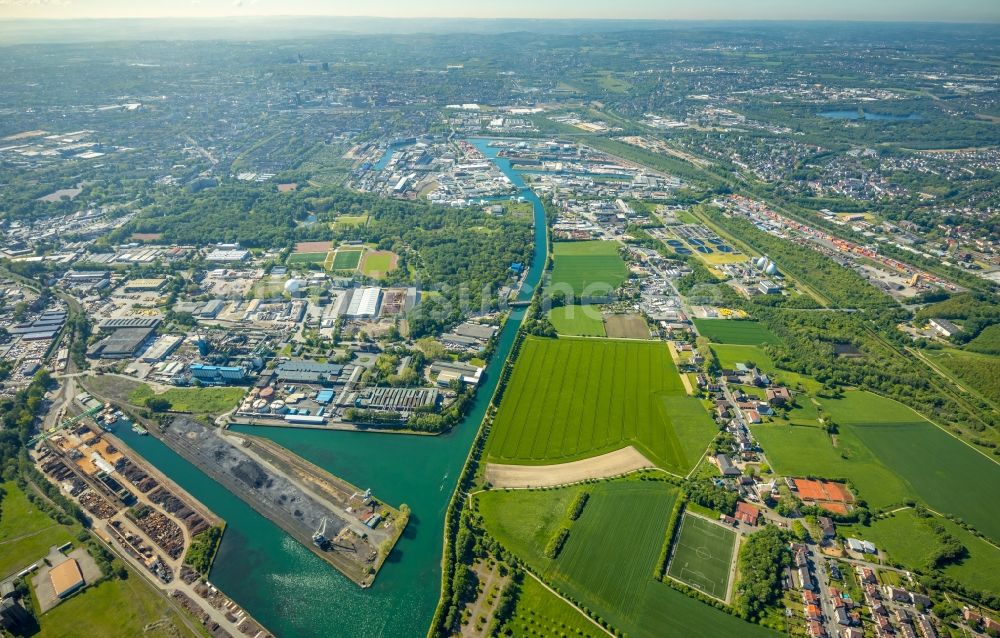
[[485, 446, 656, 488], [679, 372, 695, 396]]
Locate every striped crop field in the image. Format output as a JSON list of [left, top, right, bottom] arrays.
[[486, 336, 717, 474], [479, 480, 779, 638]]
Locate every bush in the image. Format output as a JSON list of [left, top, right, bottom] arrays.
[[544, 527, 570, 559], [567, 491, 590, 521]]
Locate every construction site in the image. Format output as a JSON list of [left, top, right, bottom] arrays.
[[158, 417, 407, 587]]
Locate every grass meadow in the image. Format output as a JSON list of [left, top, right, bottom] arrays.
[[550, 241, 628, 296], [478, 481, 779, 638], [486, 337, 717, 474], [710, 344, 823, 393], [128, 385, 246, 415], [548, 305, 606, 337], [752, 422, 910, 509], [842, 508, 1000, 595], [36, 577, 202, 638], [756, 390, 1000, 541], [693, 319, 780, 346], [0, 481, 78, 576]]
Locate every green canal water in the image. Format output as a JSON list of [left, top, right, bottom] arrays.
[[114, 138, 546, 638]]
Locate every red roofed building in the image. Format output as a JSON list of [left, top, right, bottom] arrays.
[[735, 501, 761, 526]]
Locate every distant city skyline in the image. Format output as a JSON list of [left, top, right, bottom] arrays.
[[0, 0, 998, 22]]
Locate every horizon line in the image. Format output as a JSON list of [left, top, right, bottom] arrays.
[[1, 15, 998, 25]]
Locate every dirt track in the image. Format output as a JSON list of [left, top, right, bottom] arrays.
[[484, 446, 655, 488]]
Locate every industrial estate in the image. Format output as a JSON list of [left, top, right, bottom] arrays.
[[0, 13, 999, 638]]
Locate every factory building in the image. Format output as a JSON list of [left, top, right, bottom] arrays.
[[341, 287, 383, 318], [49, 559, 84, 599], [274, 361, 343, 385], [88, 326, 156, 359], [140, 334, 184, 362], [123, 278, 168, 292], [97, 317, 160, 332], [190, 363, 246, 385]]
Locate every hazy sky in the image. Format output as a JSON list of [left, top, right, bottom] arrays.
[[0, 0, 997, 22]]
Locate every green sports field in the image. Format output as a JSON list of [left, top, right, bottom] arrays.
[[486, 337, 717, 474], [359, 250, 397, 277], [478, 481, 779, 638], [550, 241, 628, 296], [666, 514, 737, 601], [548, 305, 606, 337], [285, 251, 329, 264], [330, 249, 364, 270], [693, 319, 780, 346]]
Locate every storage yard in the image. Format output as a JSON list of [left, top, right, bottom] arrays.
[[157, 417, 405, 587]]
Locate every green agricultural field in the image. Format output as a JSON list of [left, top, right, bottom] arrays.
[[36, 576, 203, 638], [841, 508, 1000, 595], [486, 337, 717, 474], [128, 385, 246, 415], [550, 241, 628, 296], [0, 481, 78, 576], [752, 423, 911, 509], [478, 481, 778, 638], [666, 514, 738, 601], [751, 386, 1000, 535], [285, 251, 328, 264], [330, 249, 364, 270], [693, 319, 780, 346], [548, 305, 606, 337], [505, 574, 603, 637]]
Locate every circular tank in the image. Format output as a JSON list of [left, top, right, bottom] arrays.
[[755, 256, 768, 270], [252, 399, 269, 414], [259, 386, 275, 400], [270, 400, 288, 414], [764, 262, 778, 276]]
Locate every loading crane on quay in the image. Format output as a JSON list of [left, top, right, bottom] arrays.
[[312, 517, 331, 549]]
